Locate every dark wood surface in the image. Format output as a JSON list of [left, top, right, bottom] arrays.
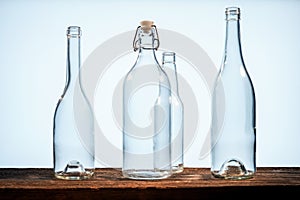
[[0, 167, 299, 199]]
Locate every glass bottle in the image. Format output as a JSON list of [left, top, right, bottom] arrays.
[[122, 21, 172, 180], [162, 52, 184, 173], [53, 26, 95, 180], [211, 7, 256, 180]]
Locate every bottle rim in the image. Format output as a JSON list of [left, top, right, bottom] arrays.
[[162, 51, 175, 57], [162, 51, 176, 64], [225, 7, 240, 20], [67, 26, 82, 37], [225, 7, 240, 15]]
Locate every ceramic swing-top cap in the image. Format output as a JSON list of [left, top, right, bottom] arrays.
[[140, 20, 154, 32]]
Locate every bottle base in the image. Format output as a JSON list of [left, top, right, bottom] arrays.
[[54, 170, 94, 180], [211, 159, 255, 180], [54, 160, 94, 180], [211, 170, 254, 180], [172, 164, 184, 173], [122, 169, 172, 180]]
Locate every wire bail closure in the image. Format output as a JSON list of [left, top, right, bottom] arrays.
[[133, 25, 160, 51]]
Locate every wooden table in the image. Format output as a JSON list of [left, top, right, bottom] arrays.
[[0, 168, 299, 199]]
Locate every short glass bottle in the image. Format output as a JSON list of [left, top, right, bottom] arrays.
[[53, 26, 95, 180], [211, 7, 256, 180], [162, 52, 184, 173], [122, 21, 172, 180]]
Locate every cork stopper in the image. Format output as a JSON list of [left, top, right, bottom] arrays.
[[140, 20, 154, 33]]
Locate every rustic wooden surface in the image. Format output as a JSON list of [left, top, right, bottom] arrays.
[[0, 167, 299, 199]]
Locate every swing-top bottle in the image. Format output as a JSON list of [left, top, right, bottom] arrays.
[[122, 21, 172, 180]]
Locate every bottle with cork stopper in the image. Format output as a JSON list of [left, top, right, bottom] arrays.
[[122, 20, 172, 180]]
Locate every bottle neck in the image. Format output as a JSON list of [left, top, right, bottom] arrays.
[[224, 18, 243, 61], [223, 7, 243, 66], [66, 32, 81, 87], [135, 27, 160, 66], [162, 53, 179, 96], [136, 48, 158, 66]]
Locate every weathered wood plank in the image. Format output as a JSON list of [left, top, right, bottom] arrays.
[[0, 168, 299, 199]]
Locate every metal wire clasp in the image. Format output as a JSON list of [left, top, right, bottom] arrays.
[[133, 25, 160, 51]]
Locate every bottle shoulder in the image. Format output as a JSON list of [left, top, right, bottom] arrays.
[[124, 64, 170, 84], [218, 62, 253, 80]]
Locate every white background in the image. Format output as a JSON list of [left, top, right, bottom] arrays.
[[0, 0, 300, 168]]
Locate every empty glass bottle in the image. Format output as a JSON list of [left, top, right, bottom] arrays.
[[162, 52, 184, 173], [122, 21, 172, 180], [211, 7, 256, 180], [53, 26, 95, 180]]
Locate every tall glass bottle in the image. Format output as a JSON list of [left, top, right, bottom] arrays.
[[211, 7, 256, 180], [162, 52, 184, 173], [122, 21, 172, 180], [53, 26, 95, 180]]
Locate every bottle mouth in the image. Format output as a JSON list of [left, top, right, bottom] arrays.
[[226, 7, 240, 15], [162, 52, 176, 64], [67, 26, 82, 37], [133, 21, 160, 51], [225, 7, 240, 21]]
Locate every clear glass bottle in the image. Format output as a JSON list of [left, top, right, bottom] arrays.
[[211, 7, 256, 180], [162, 52, 184, 173], [122, 21, 172, 180], [53, 26, 95, 180]]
